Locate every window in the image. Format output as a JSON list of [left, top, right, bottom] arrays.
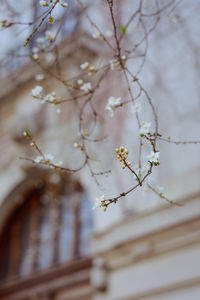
[[0, 175, 92, 282]]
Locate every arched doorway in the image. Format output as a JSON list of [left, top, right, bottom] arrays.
[[0, 168, 93, 300]]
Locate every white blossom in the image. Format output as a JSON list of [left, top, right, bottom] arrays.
[[147, 151, 160, 163], [93, 195, 105, 210], [36, 37, 45, 44], [32, 47, 39, 54], [32, 53, 39, 60], [34, 155, 43, 164], [77, 79, 83, 86], [40, 0, 49, 7], [88, 65, 96, 76], [157, 186, 164, 194], [80, 62, 89, 70], [139, 121, 151, 135], [60, 2, 68, 7], [42, 92, 56, 103], [35, 74, 45, 81], [34, 153, 62, 166], [45, 30, 56, 41], [78, 129, 89, 137], [45, 53, 55, 65], [105, 96, 121, 117], [105, 105, 114, 117], [80, 82, 92, 92], [131, 102, 142, 113], [45, 153, 55, 162], [31, 86, 43, 98], [55, 160, 63, 166], [92, 30, 101, 39], [105, 30, 113, 38], [109, 58, 120, 70], [73, 142, 83, 151]]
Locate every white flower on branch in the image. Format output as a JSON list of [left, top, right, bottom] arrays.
[[36, 37, 45, 44], [55, 160, 63, 166], [80, 61, 89, 70], [105, 96, 121, 117], [42, 91, 57, 103], [78, 129, 89, 137], [105, 30, 113, 38], [35, 74, 45, 81], [31, 86, 43, 98], [80, 62, 96, 76], [121, 55, 127, 61], [33, 47, 39, 54], [34, 154, 63, 167], [139, 121, 151, 135], [88, 65, 96, 76], [45, 30, 56, 41], [44, 153, 55, 163], [32, 53, 39, 61], [40, 0, 49, 7], [32, 46, 39, 60], [80, 82, 92, 92], [93, 195, 105, 210], [73, 142, 84, 151], [109, 58, 120, 70], [60, 2, 68, 7], [131, 102, 142, 113], [34, 155, 43, 164], [92, 29, 112, 40], [23, 131, 28, 137], [92, 30, 101, 39], [45, 53, 55, 65], [147, 151, 160, 163], [77, 79, 83, 86], [157, 185, 164, 194]]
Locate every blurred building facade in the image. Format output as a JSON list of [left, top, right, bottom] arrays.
[[0, 2, 200, 300]]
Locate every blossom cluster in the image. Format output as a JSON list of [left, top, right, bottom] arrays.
[[93, 195, 106, 211], [31, 30, 56, 61], [109, 56, 126, 70], [31, 85, 43, 98], [31, 86, 61, 113], [147, 151, 160, 165], [139, 121, 151, 136], [23, 131, 63, 168], [78, 129, 90, 138], [105, 96, 121, 117], [77, 80, 92, 92], [40, 0, 68, 8], [35, 74, 45, 81], [14, 0, 186, 211], [73, 142, 84, 152], [34, 153, 63, 167], [115, 146, 131, 169], [80, 61, 96, 76], [92, 29, 113, 39]]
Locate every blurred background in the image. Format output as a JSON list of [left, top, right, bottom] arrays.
[[0, 0, 200, 299]]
